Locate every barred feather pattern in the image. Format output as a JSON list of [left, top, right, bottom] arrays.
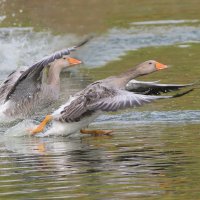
[[0, 37, 91, 120], [53, 81, 172, 123], [126, 79, 193, 95], [4, 82, 59, 118], [5, 48, 74, 101], [0, 67, 27, 104]]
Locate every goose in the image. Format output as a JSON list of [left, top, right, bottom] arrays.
[[31, 60, 192, 136], [0, 39, 90, 122]]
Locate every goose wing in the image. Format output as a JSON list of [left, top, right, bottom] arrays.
[[0, 67, 27, 103], [126, 80, 193, 95], [4, 37, 91, 103], [58, 84, 189, 123], [5, 48, 75, 102], [88, 90, 171, 111]]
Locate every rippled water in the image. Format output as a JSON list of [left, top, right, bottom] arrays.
[[1, 123, 200, 199], [79, 24, 200, 67], [1, 1, 200, 199]]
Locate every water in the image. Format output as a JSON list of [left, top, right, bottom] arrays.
[[1, 123, 200, 199], [0, 0, 200, 199], [0, 27, 76, 73]]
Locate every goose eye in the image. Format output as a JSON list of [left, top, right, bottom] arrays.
[[149, 62, 152, 65]]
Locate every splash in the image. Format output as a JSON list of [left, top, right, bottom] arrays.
[[4, 119, 38, 137], [1, 23, 200, 73], [4, 110, 200, 137], [0, 27, 76, 73], [0, 15, 6, 23]]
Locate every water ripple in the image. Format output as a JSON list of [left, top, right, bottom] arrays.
[[95, 110, 200, 124], [78, 25, 200, 67], [131, 19, 200, 25], [1, 24, 200, 74]]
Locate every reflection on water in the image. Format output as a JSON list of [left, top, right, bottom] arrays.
[[0, 123, 200, 199], [96, 110, 200, 124]]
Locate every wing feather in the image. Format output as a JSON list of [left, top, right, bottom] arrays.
[[126, 79, 194, 95], [57, 84, 175, 122], [5, 36, 92, 102], [89, 90, 164, 112], [0, 67, 27, 103], [5, 48, 74, 102]]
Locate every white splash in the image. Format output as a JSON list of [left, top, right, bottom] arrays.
[[1, 22, 200, 73], [4, 119, 37, 137], [0, 27, 77, 72], [0, 15, 6, 23]]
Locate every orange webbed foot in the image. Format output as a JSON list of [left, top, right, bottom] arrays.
[[31, 115, 53, 135]]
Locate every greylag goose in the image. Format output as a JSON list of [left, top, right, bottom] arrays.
[[31, 60, 192, 136], [0, 40, 88, 122]]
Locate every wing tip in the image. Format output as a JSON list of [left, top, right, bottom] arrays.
[[74, 35, 94, 49], [172, 88, 194, 98]]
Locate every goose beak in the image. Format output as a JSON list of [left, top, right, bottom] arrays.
[[155, 62, 168, 70], [67, 57, 82, 66]]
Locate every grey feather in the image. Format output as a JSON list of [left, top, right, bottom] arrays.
[[126, 79, 194, 95], [0, 66, 27, 103], [57, 82, 178, 123], [89, 90, 171, 112], [5, 49, 72, 101], [5, 37, 92, 102]]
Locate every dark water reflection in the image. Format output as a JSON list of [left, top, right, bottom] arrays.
[[0, 122, 200, 199]]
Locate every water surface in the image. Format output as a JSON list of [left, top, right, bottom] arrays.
[[0, 1, 200, 199]]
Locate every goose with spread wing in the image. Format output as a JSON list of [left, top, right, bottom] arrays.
[[0, 39, 90, 122], [31, 60, 192, 137]]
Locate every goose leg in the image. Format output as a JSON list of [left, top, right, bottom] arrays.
[[31, 115, 53, 135], [80, 129, 113, 136]]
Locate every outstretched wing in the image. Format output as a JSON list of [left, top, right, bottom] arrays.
[[88, 90, 172, 112], [126, 80, 194, 95], [5, 49, 73, 102], [4, 37, 91, 103], [57, 84, 184, 123], [0, 66, 27, 103]]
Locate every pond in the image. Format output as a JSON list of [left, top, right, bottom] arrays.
[[0, 0, 200, 199]]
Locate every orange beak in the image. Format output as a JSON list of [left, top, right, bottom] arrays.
[[67, 57, 82, 65], [155, 62, 168, 70]]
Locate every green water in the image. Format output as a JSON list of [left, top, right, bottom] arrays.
[[0, 0, 200, 199]]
